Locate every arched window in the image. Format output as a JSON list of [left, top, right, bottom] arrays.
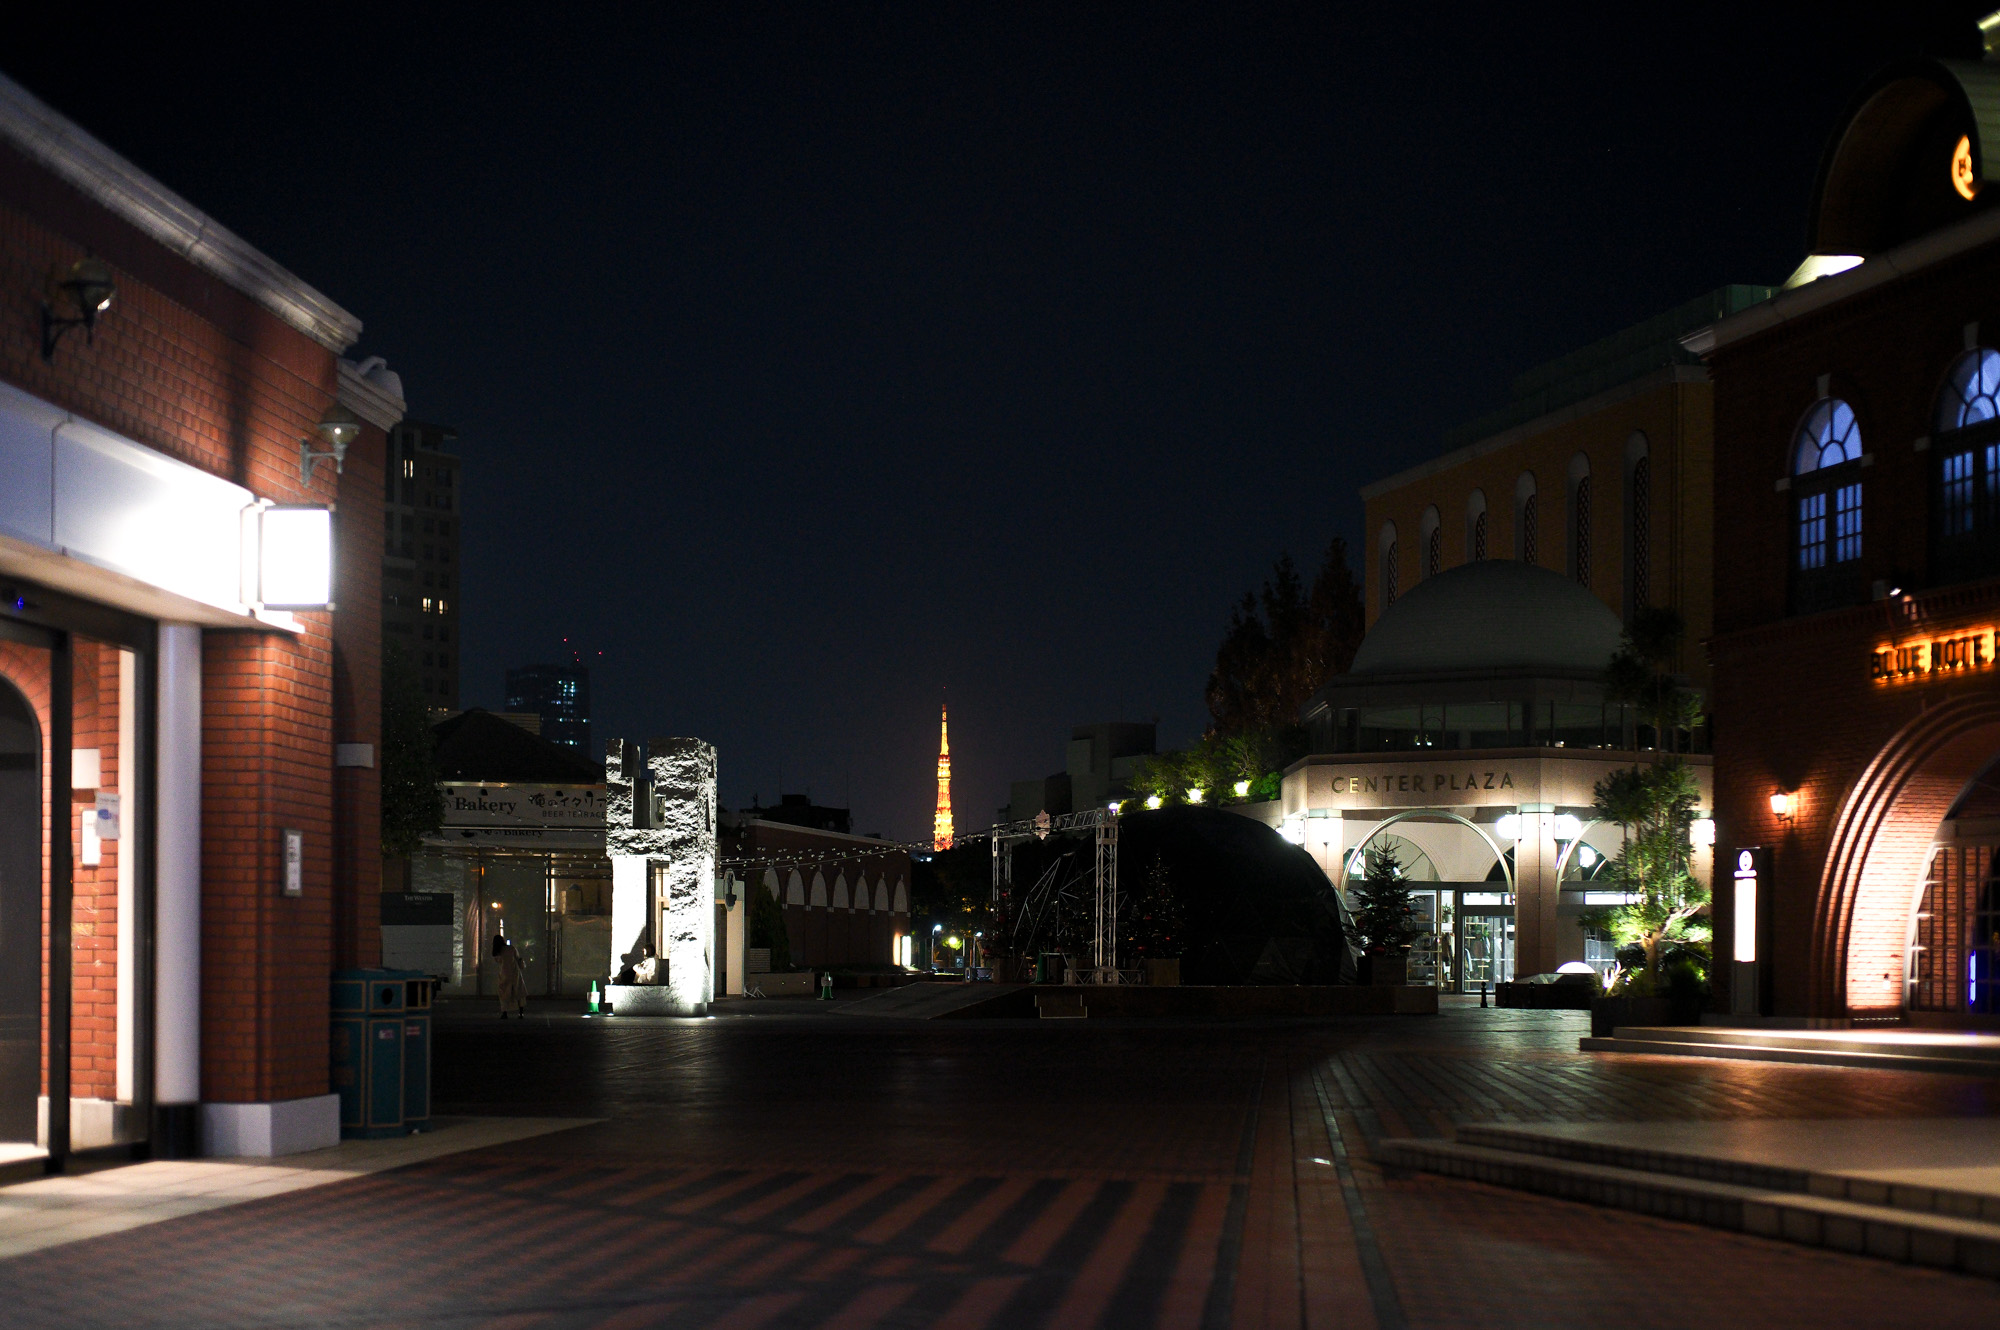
[[1933, 349, 2000, 582], [1514, 473, 1538, 564], [1568, 453, 1592, 588], [1419, 505, 1441, 579], [1379, 522, 1399, 608], [1793, 398, 1863, 573], [1625, 433, 1651, 614], [1465, 490, 1488, 561]]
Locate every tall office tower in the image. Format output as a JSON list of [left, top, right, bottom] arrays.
[[505, 661, 591, 751], [932, 704, 953, 850], [383, 420, 462, 707]]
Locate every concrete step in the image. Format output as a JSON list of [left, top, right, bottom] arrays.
[[1582, 1026, 2000, 1078], [1377, 1137, 2000, 1278], [1610, 1024, 2000, 1062], [1035, 993, 1087, 1020], [837, 982, 1028, 1019], [1452, 1124, 2000, 1222]]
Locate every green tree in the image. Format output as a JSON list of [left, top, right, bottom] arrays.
[[1205, 538, 1364, 738], [747, 880, 793, 973], [1351, 846, 1422, 954], [1122, 853, 1186, 960], [380, 646, 442, 855], [1605, 607, 1704, 753], [1591, 759, 1709, 989]]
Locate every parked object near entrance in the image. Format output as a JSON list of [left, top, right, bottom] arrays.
[[1497, 972, 1597, 1010]]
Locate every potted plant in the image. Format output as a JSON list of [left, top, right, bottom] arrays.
[[1585, 759, 1711, 1037], [1352, 846, 1422, 985]]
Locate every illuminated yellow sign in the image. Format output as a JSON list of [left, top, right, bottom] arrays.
[[1873, 627, 1994, 682], [1954, 134, 1979, 202]]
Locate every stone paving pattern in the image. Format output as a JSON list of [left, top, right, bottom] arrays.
[[4, 1001, 2000, 1328]]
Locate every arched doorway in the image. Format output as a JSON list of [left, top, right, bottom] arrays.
[[0, 673, 40, 1143], [1816, 695, 2000, 1019]]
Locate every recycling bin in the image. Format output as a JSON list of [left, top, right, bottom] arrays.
[[332, 968, 429, 1138]]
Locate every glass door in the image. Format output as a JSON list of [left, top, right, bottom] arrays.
[[0, 599, 153, 1168], [1461, 914, 1515, 989]]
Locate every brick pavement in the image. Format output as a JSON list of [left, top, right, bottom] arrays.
[[2, 1005, 1998, 1328]]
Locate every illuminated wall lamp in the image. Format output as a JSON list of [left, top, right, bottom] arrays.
[[41, 256, 116, 361], [1769, 791, 1796, 821], [1691, 817, 1717, 847], [300, 404, 364, 485], [250, 503, 334, 610]]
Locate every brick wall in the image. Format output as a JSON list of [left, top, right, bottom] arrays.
[[1707, 238, 2000, 1018], [0, 136, 372, 1101]]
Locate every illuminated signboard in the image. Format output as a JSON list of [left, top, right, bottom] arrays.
[[1954, 134, 1979, 202], [1731, 847, 1767, 964], [1871, 627, 1994, 683]]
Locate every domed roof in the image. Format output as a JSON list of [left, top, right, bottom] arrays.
[[1349, 560, 1623, 677]]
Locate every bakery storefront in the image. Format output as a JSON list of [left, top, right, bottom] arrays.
[[1287, 561, 1714, 989], [1700, 36, 2000, 1026]]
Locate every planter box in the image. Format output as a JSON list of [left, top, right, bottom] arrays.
[[1590, 995, 1677, 1038], [1369, 952, 1409, 987]]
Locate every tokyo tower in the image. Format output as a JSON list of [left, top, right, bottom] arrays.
[[933, 704, 953, 850]]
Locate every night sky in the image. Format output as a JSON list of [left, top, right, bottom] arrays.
[[7, 4, 1990, 840]]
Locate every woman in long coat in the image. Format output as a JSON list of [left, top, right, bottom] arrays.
[[493, 934, 528, 1018]]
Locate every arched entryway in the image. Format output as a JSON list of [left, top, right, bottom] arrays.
[[0, 673, 40, 1143], [1815, 695, 2000, 1018]]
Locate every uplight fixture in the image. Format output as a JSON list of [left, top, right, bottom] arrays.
[[1232, 780, 1252, 798], [1186, 787, 1205, 804], [41, 256, 116, 361], [1145, 794, 1163, 810], [1107, 801, 1121, 813], [299, 404, 365, 485], [1769, 791, 1796, 820]]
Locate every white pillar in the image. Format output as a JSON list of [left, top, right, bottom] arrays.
[[651, 739, 717, 1014], [155, 624, 201, 1107], [116, 650, 137, 1103]]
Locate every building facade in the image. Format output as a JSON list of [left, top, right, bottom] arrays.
[[1700, 40, 2000, 1024], [1000, 721, 1156, 822], [504, 661, 590, 751], [384, 419, 460, 708], [723, 816, 912, 971], [1363, 287, 1772, 690], [0, 74, 400, 1159]]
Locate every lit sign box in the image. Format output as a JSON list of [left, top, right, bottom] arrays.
[[1731, 846, 1768, 964], [1872, 628, 1995, 683], [245, 503, 333, 610]]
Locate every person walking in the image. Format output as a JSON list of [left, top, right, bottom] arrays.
[[494, 933, 528, 1019]]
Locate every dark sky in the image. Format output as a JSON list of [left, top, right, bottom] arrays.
[[8, 4, 1991, 840]]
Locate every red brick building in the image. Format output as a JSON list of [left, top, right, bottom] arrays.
[[1698, 45, 2000, 1024], [0, 73, 402, 1162]]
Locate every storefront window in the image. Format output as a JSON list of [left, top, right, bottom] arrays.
[[1931, 349, 2000, 586], [1792, 397, 1865, 612]]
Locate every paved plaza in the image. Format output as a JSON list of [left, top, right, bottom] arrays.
[[7, 998, 2000, 1328]]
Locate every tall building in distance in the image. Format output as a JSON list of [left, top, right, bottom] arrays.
[[505, 660, 591, 751], [383, 419, 462, 707], [932, 705, 953, 850]]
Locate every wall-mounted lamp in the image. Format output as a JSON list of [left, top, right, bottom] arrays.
[[1769, 791, 1796, 821], [1550, 813, 1584, 841], [1495, 813, 1522, 841], [1691, 817, 1717, 847], [299, 404, 364, 485], [41, 256, 116, 362]]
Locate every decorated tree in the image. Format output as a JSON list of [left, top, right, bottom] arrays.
[[1350, 846, 1422, 955], [1591, 758, 1710, 992]]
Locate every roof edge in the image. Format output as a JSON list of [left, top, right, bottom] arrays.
[[0, 72, 364, 354]]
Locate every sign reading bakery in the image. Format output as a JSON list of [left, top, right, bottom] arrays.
[[1871, 627, 1995, 684], [428, 782, 607, 847]]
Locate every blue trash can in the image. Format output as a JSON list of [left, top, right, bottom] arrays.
[[332, 968, 426, 1139], [402, 975, 433, 1132]]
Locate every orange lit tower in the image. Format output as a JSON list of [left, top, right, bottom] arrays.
[[933, 704, 954, 850]]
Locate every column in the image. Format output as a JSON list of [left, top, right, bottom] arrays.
[[1511, 804, 1561, 978], [154, 623, 200, 1155]]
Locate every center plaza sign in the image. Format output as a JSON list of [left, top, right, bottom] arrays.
[[1872, 626, 1996, 683], [425, 782, 607, 848]]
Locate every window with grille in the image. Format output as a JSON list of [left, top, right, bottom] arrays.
[[1426, 524, 1441, 578], [1521, 495, 1538, 565], [1630, 456, 1650, 607], [1572, 475, 1591, 586], [1383, 542, 1398, 607], [1791, 397, 1863, 611], [1472, 511, 1487, 561], [1933, 349, 2000, 585]]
